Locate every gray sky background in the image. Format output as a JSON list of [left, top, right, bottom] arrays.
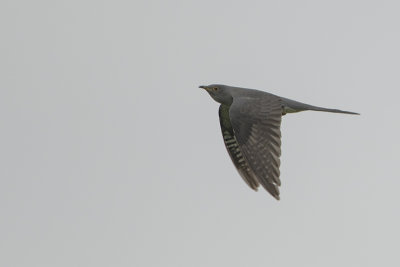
[[1, 0, 399, 266]]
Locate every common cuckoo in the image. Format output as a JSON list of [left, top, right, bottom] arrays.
[[200, 84, 359, 200]]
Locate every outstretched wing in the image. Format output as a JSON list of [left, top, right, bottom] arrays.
[[229, 96, 283, 200], [218, 104, 260, 191]]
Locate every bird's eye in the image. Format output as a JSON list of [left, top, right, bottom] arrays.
[[213, 87, 218, 91]]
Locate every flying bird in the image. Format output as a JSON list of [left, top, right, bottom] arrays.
[[200, 84, 359, 200]]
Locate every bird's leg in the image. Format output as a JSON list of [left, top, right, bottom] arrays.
[[281, 106, 287, 116]]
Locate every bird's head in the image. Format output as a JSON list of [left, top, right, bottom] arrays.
[[199, 84, 233, 105]]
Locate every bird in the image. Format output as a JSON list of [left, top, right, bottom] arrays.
[[200, 84, 359, 200]]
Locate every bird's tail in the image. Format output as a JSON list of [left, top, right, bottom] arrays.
[[305, 106, 359, 115], [281, 97, 360, 115]]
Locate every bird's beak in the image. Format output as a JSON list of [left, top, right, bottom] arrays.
[[199, 85, 208, 90]]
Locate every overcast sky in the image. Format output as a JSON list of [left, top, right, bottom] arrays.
[[1, 0, 400, 266]]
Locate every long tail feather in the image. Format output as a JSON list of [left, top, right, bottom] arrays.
[[306, 106, 360, 115], [281, 97, 360, 115]]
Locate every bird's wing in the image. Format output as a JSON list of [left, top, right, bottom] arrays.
[[228, 96, 283, 200], [219, 104, 260, 191]]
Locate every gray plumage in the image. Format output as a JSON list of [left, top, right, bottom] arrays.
[[200, 84, 359, 200]]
